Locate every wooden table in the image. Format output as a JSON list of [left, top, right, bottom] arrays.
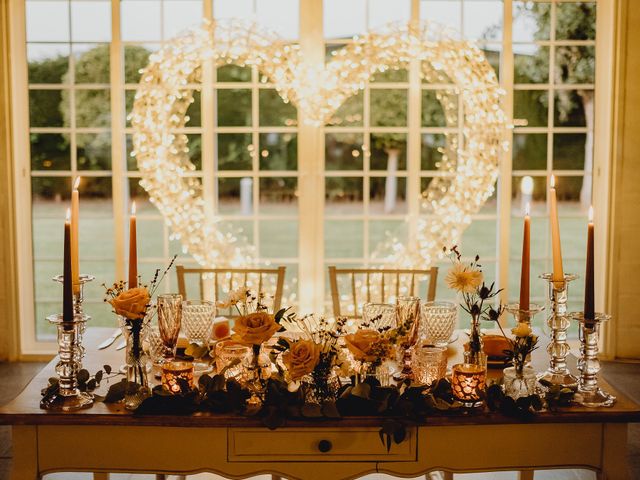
[[1, 327, 639, 480]]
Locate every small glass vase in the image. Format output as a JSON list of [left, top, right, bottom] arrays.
[[120, 317, 151, 410], [503, 365, 537, 400], [464, 313, 484, 365], [241, 344, 271, 402], [303, 368, 341, 404], [356, 361, 393, 387]]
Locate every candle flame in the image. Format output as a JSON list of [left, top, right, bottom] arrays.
[[550, 174, 556, 189], [588, 205, 594, 222], [65, 208, 71, 222], [73, 176, 81, 190], [131, 201, 136, 216], [525, 202, 530, 216]]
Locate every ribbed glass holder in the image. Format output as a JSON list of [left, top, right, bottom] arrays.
[[41, 313, 93, 411], [570, 312, 616, 408], [538, 273, 579, 388], [53, 274, 95, 359], [505, 303, 544, 327]]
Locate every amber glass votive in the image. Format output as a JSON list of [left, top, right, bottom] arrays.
[[215, 340, 251, 378], [451, 363, 487, 407], [161, 361, 195, 394]]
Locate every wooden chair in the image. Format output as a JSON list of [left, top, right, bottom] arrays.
[[328, 266, 438, 319], [175, 265, 286, 313]]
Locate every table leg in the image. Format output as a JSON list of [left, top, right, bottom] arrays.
[[518, 471, 534, 480], [599, 423, 630, 480], [11, 426, 39, 480], [92, 474, 110, 480]]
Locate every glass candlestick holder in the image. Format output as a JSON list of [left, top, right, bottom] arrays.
[[41, 313, 93, 411], [570, 312, 616, 408], [538, 273, 579, 388], [505, 303, 544, 327], [53, 274, 95, 360]]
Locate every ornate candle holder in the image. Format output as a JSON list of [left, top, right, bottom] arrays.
[[538, 273, 579, 388], [41, 313, 93, 411], [53, 274, 95, 360], [570, 312, 616, 408], [505, 303, 544, 327]]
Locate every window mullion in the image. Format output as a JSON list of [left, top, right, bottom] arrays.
[[110, 0, 126, 281], [497, 0, 515, 303]]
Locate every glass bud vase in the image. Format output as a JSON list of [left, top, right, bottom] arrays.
[[120, 317, 151, 410], [464, 313, 484, 365], [503, 365, 537, 400]]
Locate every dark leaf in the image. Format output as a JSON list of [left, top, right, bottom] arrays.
[[94, 370, 103, 384], [103, 365, 112, 375], [103, 379, 128, 403], [77, 369, 90, 384]]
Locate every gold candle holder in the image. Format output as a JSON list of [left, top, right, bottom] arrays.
[[161, 361, 194, 394], [451, 362, 487, 408]]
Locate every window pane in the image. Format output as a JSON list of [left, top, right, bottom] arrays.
[[514, 90, 548, 128], [186, 134, 202, 170], [325, 178, 363, 214], [555, 46, 595, 84], [325, 220, 363, 258], [77, 133, 111, 170], [370, 89, 407, 126], [124, 44, 155, 84], [371, 68, 408, 83], [460, 220, 497, 259], [327, 92, 363, 127], [259, 133, 297, 170], [217, 133, 253, 170], [512, 2, 551, 42], [27, 1, 70, 42], [75, 90, 111, 127], [325, 133, 363, 171], [511, 175, 547, 216], [552, 175, 589, 215], [185, 90, 201, 127], [556, 2, 596, 40], [214, 0, 253, 18], [260, 220, 298, 257], [27, 44, 70, 84], [121, 1, 162, 41], [29, 90, 65, 127], [512, 134, 547, 171], [217, 89, 251, 126], [31, 134, 70, 171], [464, 1, 502, 41], [369, 177, 407, 215], [218, 65, 251, 82], [554, 90, 593, 128], [71, 0, 111, 42], [553, 134, 587, 170], [217, 177, 244, 215], [369, 220, 406, 254], [368, 0, 410, 30], [259, 89, 297, 127], [422, 89, 456, 127], [421, 133, 447, 171], [256, 0, 299, 39], [163, 0, 202, 38], [370, 133, 406, 170], [514, 46, 549, 84], [259, 178, 298, 214], [324, 0, 366, 39], [74, 44, 110, 84]]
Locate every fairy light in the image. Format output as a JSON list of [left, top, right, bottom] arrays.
[[131, 18, 507, 276]]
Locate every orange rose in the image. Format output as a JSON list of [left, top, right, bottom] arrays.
[[232, 312, 280, 345], [109, 287, 150, 320], [282, 339, 320, 380], [344, 329, 382, 362]]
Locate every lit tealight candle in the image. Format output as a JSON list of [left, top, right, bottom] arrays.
[[161, 361, 194, 394]]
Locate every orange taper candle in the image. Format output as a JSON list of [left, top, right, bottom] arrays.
[[549, 175, 564, 285], [128, 201, 138, 288], [519, 203, 531, 310]]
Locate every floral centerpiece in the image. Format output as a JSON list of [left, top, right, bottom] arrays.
[[445, 246, 503, 364], [103, 256, 175, 409], [219, 288, 289, 399], [275, 315, 348, 404]]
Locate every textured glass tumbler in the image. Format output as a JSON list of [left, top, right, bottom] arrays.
[[182, 300, 215, 373], [412, 345, 447, 386], [215, 340, 251, 379], [157, 293, 183, 361], [362, 302, 396, 329], [145, 325, 165, 366], [420, 301, 457, 348]]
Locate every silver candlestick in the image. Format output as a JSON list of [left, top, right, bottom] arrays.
[[505, 302, 544, 326], [570, 312, 616, 407], [41, 313, 93, 411], [538, 273, 579, 388]]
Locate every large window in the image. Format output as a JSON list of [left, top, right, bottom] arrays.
[[18, 0, 602, 353]]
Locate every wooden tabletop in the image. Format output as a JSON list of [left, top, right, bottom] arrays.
[[1, 327, 639, 428]]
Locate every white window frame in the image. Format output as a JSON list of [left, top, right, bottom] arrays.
[[9, 0, 616, 356]]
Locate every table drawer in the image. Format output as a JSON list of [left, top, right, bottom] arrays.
[[228, 427, 416, 462]]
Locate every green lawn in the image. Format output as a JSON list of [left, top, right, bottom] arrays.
[[32, 198, 588, 340]]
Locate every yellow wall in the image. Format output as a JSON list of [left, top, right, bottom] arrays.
[[607, 0, 640, 359]]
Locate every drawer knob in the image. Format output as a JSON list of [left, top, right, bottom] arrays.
[[318, 439, 332, 453]]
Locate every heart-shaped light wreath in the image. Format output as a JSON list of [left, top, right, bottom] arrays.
[[131, 19, 508, 268]]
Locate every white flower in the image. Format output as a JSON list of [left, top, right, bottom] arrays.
[[217, 286, 251, 309], [445, 262, 484, 293]]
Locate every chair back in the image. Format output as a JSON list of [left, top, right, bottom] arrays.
[[328, 266, 438, 319], [175, 265, 286, 315]]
